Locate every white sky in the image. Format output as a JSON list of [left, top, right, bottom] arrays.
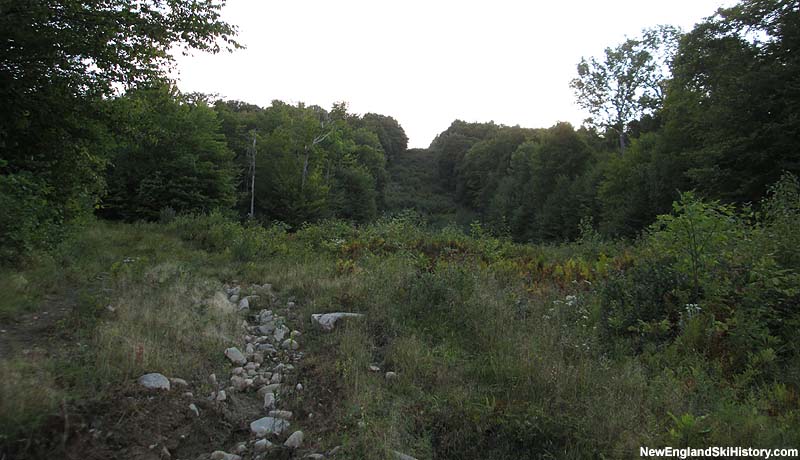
[[173, 0, 734, 148]]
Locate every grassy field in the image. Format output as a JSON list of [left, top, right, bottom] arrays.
[[1, 193, 799, 458]]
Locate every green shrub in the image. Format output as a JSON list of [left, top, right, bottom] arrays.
[[0, 173, 63, 264]]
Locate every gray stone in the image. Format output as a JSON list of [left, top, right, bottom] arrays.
[[216, 390, 227, 401], [232, 442, 248, 454], [256, 324, 275, 335], [391, 451, 418, 460], [258, 309, 274, 324], [250, 416, 290, 437], [238, 297, 250, 311], [256, 343, 276, 353], [189, 403, 200, 417], [209, 373, 218, 386], [284, 430, 303, 448], [281, 339, 299, 350], [369, 364, 381, 372], [224, 347, 246, 365], [328, 446, 342, 456], [230, 375, 247, 391], [259, 383, 281, 396], [263, 391, 276, 410], [296, 383, 303, 391], [273, 325, 289, 342], [210, 451, 241, 460], [385, 371, 398, 381], [304, 455, 325, 460], [268, 410, 292, 420], [138, 373, 170, 391], [311, 312, 364, 331], [270, 373, 282, 384], [254, 438, 272, 452], [169, 377, 189, 387]]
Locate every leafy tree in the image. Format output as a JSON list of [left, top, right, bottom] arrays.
[[102, 85, 236, 221], [0, 0, 240, 260], [664, 0, 800, 202], [570, 25, 681, 154], [598, 132, 688, 236], [359, 113, 408, 161]]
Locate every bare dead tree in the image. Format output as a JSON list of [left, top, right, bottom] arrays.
[[301, 118, 333, 191], [248, 130, 257, 218]]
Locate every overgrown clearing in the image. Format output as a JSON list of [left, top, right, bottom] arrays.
[[3, 180, 799, 458]]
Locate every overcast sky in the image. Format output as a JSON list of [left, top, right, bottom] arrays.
[[173, 0, 733, 148]]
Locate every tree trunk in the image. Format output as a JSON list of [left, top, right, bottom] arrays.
[[249, 132, 257, 218], [301, 147, 310, 191]]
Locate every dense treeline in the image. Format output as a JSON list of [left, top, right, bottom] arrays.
[[426, 0, 800, 242], [212, 99, 406, 225], [2, 0, 799, 261]]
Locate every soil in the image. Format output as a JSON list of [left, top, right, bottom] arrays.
[[1, 288, 342, 460]]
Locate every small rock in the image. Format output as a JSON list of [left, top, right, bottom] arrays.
[[270, 373, 282, 384], [258, 309, 274, 323], [268, 410, 292, 419], [296, 383, 303, 391], [281, 339, 299, 350], [225, 347, 247, 365], [291, 330, 302, 338], [232, 442, 248, 454], [209, 374, 218, 386], [169, 377, 189, 387], [254, 438, 272, 452], [263, 392, 276, 410], [305, 455, 325, 460], [257, 343, 276, 353], [311, 312, 364, 331], [210, 451, 241, 460], [391, 451, 418, 460], [230, 294, 240, 303], [230, 375, 247, 391], [138, 373, 170, 391], [284, 430, 303, 448], [368, 365, 381, 372], [385, 371, 398, 381], [189, 403, 200, 417], [250, 416, 290, 437], [328, 446, 342, 456], [259, 383, 282, 395], [216, 390, 227, 401], [257, 324, 275, 335], [232, 367, 244, 375], [273, 325, 289, 342], [245, 343, 255, 354], [238, 297, 249, 311], [183, 392, 194, 398]]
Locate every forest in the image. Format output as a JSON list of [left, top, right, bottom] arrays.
[[1, 0, 799, 459]]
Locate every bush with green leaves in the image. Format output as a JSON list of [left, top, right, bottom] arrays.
[[0, 173, 64, 264], [600, 187, 800, 385]]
